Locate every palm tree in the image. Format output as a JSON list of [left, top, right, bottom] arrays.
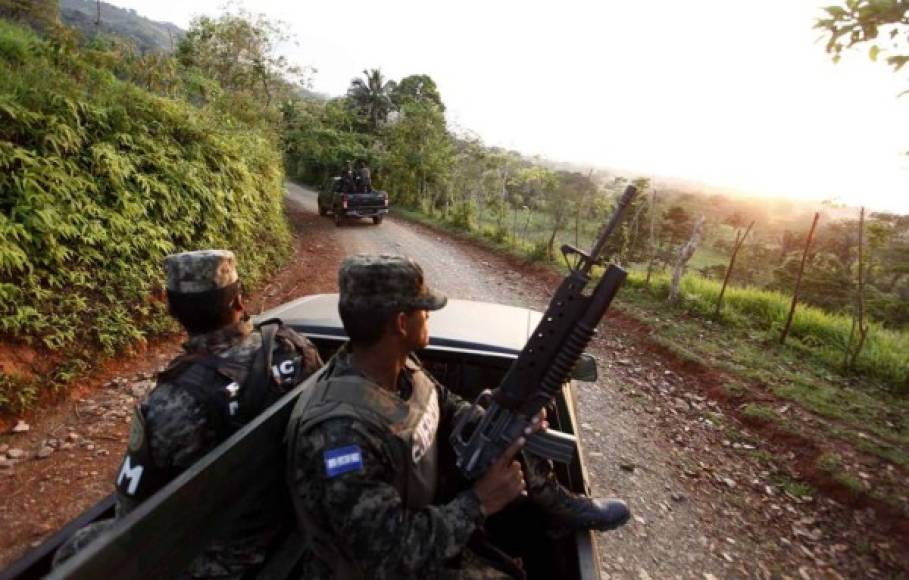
[[346, 68, 396, 133]]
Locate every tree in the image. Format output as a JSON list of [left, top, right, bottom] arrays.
[[347, 68, 396, 133], [544, 171, 594, 261], [844, 208, 870, 370], [282, 98, 369, 186], [176, 9, 307, 110], [599, 177, 652, 265], [668, 215, 705, 303], [391, 74, 445, 111], [383, 101, 453, 208], [662, 205, 693, 248], [816, 1, 909, 76]]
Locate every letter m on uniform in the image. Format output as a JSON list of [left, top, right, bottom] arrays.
[[117, 456, 145, 495]]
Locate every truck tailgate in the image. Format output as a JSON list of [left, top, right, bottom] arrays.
[[345, 191, 386, 208]]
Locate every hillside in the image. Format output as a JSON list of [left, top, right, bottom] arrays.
[[0, 17, 289, 412], [59, 0, 183, 52]]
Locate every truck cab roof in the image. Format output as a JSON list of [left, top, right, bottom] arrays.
[[260, 293, 542, 358]]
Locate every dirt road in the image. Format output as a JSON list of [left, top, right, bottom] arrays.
[[0, 183, 902, 578]]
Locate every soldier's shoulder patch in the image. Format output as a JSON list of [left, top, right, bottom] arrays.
[[323, 445, 364, 478]]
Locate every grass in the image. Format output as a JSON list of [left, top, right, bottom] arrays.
[[687, 245, 728, 271], [778, 477, 816, 500], [742, 403, 779, 424], [626, 271, 909, 389], [815, 452, 865, 496]]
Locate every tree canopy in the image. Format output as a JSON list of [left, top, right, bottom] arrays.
[[176, 9, 308, 110], [816, 1, 909, 75], [346, 68, 396, 133]]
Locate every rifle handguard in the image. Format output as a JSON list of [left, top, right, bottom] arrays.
[[451, 396, 578, 479], [525, 429, 577, 465]]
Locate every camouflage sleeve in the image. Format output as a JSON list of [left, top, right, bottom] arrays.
[[114, 384, 216, 516], [289, 417, 484, 578], [435, 379, 476, 431], [145, 385, 217, 469]]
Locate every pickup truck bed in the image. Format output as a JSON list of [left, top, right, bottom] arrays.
[[316, 178, 389, 226], [1, 296, 601, 580]]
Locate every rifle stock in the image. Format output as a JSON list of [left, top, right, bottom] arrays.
[[450, 185, 638, 479]]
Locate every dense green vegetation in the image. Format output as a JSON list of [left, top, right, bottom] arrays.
[[0, 10, 293, 412]]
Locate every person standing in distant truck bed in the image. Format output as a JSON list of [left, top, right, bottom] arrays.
[[341, 161, 356, 193], [53, 249, 323, 579], [355, 159, 372, 193]]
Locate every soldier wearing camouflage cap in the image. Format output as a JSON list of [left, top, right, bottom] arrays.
[[55, 250, 323, 578], [338, 253, 446, 311], [164, 249, 239, 294], [285, 255, 628, 579]]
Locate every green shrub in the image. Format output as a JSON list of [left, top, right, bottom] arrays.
[[448, 201, 476, 231], [528, 240, 551, 263], [0, 20, 290, 406], [0, 372, 37, 414]]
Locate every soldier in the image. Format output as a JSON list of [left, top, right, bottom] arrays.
[[54, 249, 323, 578], [355, 159, 372, 193], [285, 254, 629, 579], [340, 161, 356, 193]]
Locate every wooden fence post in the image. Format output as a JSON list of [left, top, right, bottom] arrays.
[[780, 212, 820, 345], [714, 220, 755, 317], [668, 215, 705, 304]]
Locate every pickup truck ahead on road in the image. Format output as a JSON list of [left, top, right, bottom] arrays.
[[0, 295, 602, 580], [317, 176, 389, 226]]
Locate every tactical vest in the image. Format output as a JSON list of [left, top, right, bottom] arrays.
[[115, 320, 297, 502], [286, 353, 441, 579]]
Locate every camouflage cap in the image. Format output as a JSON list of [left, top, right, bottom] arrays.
[[339, 254, 447, 312], [164, 250, 239, 294]]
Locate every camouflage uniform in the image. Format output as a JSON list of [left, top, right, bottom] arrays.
[[286, 256, 515, 579], [355, 162, 371, 193], [54, 250, 323, 578], [341, 162, 356, 193]]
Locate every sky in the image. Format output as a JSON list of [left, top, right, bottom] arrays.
[[104, 0, 909, 214]]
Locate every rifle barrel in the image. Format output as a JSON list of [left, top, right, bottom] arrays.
[[582, 184, 638, 274]]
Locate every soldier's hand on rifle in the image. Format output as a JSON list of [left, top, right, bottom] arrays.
[[524, 408, 548, 436], [472, 436, 526, 516]]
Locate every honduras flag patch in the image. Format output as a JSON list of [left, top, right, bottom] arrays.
[[324, 445, 364, 478]]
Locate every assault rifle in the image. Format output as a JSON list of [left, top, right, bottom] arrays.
[[451, 184, 638, 479]]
